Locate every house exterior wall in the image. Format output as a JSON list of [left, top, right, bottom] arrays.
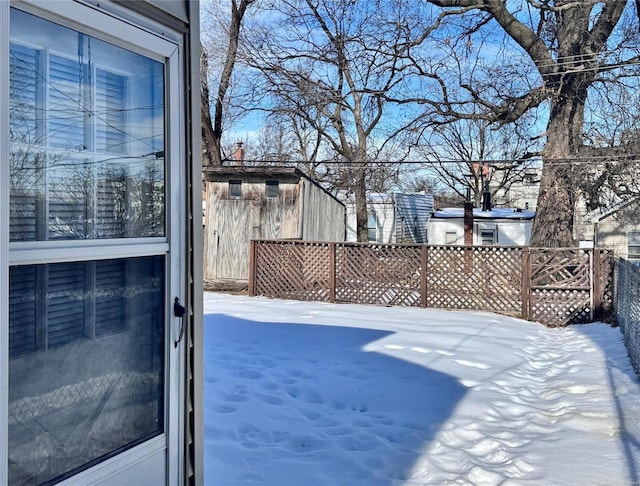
[[345, 196, 395, 243], [427, 218, 532, 246], [596, 201, 640, 259]]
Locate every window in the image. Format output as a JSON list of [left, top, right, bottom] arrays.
[[266, 180, 279, 198], [445, 231, 457, 245], [480, 229, 497, 245], [629, 232, 640, 259], [7, 8, 171, 484], [9, 12, 165, 241], [229, 180, 242, 198], [367, 213, 379, 242]]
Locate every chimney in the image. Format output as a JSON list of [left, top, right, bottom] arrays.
[[464, 200, 473, 246], [481, 179, 492, 212], [234, 142, 245, 166]]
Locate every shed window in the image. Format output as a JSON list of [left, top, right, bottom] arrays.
[[229, 180, 242, 198], [266, 180, 279, 198], [629, 232, 640, 259]]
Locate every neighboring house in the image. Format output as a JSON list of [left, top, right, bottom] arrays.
[[345, 192, 435, 243], [492, 167, 541, 211], [2, 2, 202, 485], [427, 207, 535, 246], [592, 198, 640, 260], [203, 167, 346, 284]]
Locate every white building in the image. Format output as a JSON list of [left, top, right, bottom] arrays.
[[346, 192, 435, 243], [2, 2, 203, 484], [427, 207, 535, 246]]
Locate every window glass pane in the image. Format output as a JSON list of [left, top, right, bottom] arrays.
[[367, 213, 378, 242], [8, 256, 165, 484], [9, 8, 165, 241], [266, 180, 279, 198], [229, 180, 241, 198]]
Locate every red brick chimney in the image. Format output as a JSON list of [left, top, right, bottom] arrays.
[[234, 142, 245, 166]]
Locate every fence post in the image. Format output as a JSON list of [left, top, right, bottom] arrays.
[[421, 245, 428, 308], [248, 239, 257, 296], [329, 242, 336, 303], [591, 249, 602, 321], [521, 248, 531, 320]]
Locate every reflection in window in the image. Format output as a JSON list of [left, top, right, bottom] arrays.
[[9, 9, 165, 241], [8, 256, 165, 485]]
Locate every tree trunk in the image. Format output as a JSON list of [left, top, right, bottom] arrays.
[[354, 165, 369, 242], [529, 92, 585, 247], [201, 47, 219, 167]]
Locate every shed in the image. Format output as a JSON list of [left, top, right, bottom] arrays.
[[2, 1, 203, 485], [203, 167, 346, 284], [427, 207, 535, 246]]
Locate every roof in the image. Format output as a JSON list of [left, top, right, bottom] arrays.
[[432, 207, 535, 220]]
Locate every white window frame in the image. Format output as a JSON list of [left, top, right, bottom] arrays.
[[1, 1, 186, 484]]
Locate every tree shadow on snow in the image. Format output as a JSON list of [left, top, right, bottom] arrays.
[[204, 313, 467, 485]]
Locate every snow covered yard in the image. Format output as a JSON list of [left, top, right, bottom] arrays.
[[204, 292, 640, 485]]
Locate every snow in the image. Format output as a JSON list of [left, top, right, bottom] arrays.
[[204, 292, 640, 485], [433, 207, 535, 220]]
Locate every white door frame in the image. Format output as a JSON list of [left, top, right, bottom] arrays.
[[1, 1, 187, 484]]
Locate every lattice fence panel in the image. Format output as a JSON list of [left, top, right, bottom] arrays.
[[598, 250, 615, 319], [530, 248, 590, 288], [529, 249, 592, 326], [530, 289, 591, 326], [254, 241, 330, 301], [335, 244, 422, 306], [425, 246, 522, 315]]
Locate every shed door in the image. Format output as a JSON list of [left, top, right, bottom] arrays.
[[3, 3, 185, 485], [208, 199, 254, 280]]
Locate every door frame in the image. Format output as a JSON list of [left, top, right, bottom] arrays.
[[1, 1, 188, 484]]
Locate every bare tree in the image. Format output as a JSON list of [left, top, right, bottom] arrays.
[[412, 0, 640, 246], [245, 0, 430, 241], [201, 0, 259, 166], [417, 118, 542, 208]]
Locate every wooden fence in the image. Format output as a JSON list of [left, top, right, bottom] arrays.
[[249, 240, 615, 327]]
